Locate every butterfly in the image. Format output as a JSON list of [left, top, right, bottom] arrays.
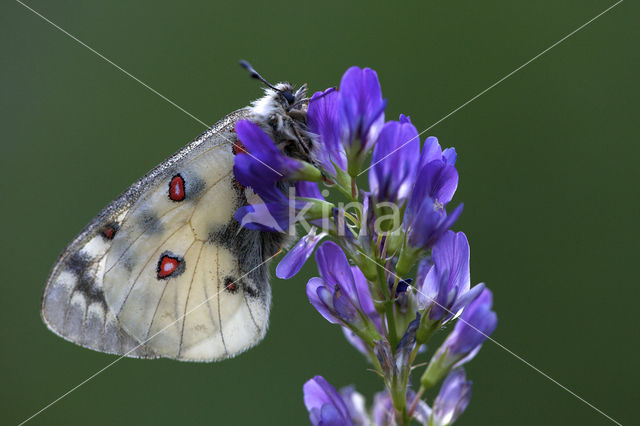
[[41, 62, 314, 361]]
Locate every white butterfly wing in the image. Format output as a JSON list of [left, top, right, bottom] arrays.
[[42, 109, 272, 361]]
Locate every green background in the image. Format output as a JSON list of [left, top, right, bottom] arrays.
[[1, 0, 638, 424]]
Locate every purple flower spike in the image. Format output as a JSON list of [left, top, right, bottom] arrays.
[[419, 231, 486, 322], [369, 115, 421, 203], [303, 376, 354, 426], [308, 88, 347, 176], [276, 228, 327, 279], [338, 67, 386, 173], [430, 369, 472, 426]]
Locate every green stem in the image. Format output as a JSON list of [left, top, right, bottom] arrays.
[[376, 263, 398, 349]]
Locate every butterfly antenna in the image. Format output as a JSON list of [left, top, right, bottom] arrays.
[[239, 60, 279, 91]]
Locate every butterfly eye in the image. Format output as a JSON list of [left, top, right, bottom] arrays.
[[281, 90, 295, 105]]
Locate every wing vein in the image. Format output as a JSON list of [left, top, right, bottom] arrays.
[[242, 287, 261, 333], [145, 239, 200, 342], [115, 225, 187, 317], [216, 247, 229, 355], [177, 241, 203, 357], [105, 170, 232, 275]]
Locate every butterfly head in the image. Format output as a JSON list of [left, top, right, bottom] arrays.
[[251, 82, 308, 118], [240, 61, 313, 161]]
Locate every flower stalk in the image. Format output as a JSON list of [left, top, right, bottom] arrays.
[[234, 66, 497, 426]]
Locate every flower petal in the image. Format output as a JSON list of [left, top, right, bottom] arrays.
[[432, 231, 470, 294], [276, 229, 326, 279], [306, 278, 339, 324], [339, 67, 385, 151], [370, 118, 421, 202], [308, 89, 346, 174], [234, 120, 302, 184], [431, 369, 472, 426], [303, 376, 352, 425], [315, 241, 356, 296], [448, 288, 497, 357]]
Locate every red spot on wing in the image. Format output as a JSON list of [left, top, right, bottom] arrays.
[[169, 174, 186, 201], [100, 223, 120, 240], [224, 277, 239, 293], [157, 255, 180, 278], [232, 139, 247, 155], [102, 227, 116, 239]]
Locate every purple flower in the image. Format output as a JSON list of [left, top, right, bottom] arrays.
[[398, 139, 461, 258], [306, 242, 381, 342], [399, 136, 460, 250], [276, 227, 327, 279], [369, 115, 421, 203], [303, 376, 354, 426], [296, 180, 325, 200], [419, 136, 457, 176], [338, 67, 386, 175], [418, 231, 485, 322], [308, 88, 347, 177], [234, 183, 324, 232], [233, 120, 326, 232], [340, 263, 384, 355], [405, 197, 462, 250], [234, 175, 330, 233], [234, 120, 311, 189], [422, 288, 497, 388], [444, 287, 497, 360], [430, 369, 472, 426], [233, 184, 293, 232]]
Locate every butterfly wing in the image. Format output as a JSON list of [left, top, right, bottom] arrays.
[[42, 108, 272, 361]]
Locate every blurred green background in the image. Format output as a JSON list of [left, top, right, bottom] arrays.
[[1, 0, 638, 424]]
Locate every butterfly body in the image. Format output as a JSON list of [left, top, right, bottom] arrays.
[[42, 83, 311, 361]]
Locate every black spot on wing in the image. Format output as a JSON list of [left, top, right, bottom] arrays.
[[76, 272, 107, 307], [186, 175, 206, 200], [208, 221, 240, 251], [65, 252, 107, 307], [244, 284, 259, 298], [138, 211, 163, 234], [67, 252, 91, 275]]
